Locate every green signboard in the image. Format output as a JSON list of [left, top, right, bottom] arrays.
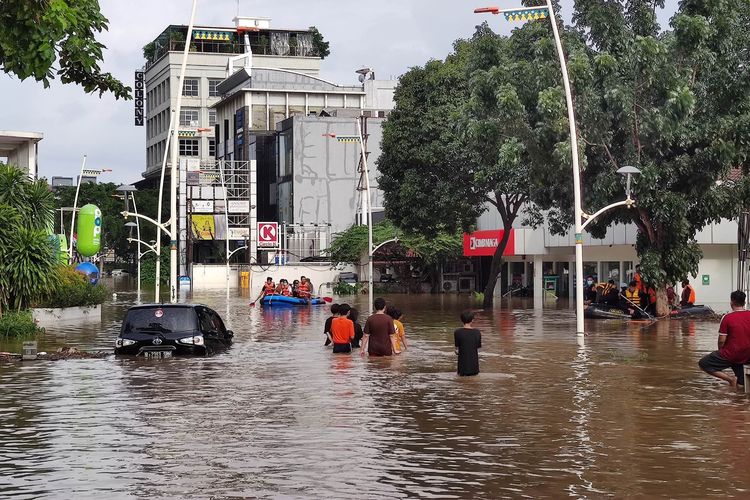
[[702, 275, 710, 286]]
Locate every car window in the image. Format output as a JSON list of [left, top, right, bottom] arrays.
[[208, 310, 226, 334], [123, 307, 198, 334], [197, 308, 216, 333]]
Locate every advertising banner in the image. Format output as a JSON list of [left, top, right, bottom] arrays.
[[462, 229, 515, 257], [191, 215, 216, 240]]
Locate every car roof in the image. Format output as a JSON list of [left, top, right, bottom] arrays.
[[127, 303, 209, 311]]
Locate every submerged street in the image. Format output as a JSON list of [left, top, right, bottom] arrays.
[[1, 284, 749, 498]]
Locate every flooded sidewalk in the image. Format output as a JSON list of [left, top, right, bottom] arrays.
[[0, 289, 747, 498]]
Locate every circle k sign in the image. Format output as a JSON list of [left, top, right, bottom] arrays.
[[257, 222, 279, 248]]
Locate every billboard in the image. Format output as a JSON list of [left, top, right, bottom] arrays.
[[462, 229, 515, 257]]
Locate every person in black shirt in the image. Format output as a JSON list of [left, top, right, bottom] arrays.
[[454, 310, 481, 376], [348, 307, 364, 348], [323, 303, 340, 347]]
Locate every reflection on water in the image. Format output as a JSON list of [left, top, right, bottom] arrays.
[[1, 281, 749, 498]]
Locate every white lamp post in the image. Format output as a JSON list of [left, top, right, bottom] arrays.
[[68, 156, 111, 263]]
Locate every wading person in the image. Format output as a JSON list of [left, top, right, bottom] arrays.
[[386, 306, 408, 354], [330, 303, 354, 353], [348, 307, 363, 348], [699, 291, 750, 388], [324, 303, 340, 347], [361, 298, 396, 357], [454, 310, 481, 376]]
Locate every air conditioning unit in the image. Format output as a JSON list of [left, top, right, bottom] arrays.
[[442, 279, 458, 293], [459, 277, 475, 293]]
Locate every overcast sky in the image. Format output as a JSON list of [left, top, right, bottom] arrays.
[[1, 0, 678, 184]]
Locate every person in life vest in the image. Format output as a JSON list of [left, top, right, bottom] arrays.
[[622, 281, 641, 315], [681, 279, 696, 307], [291, 279, 300, 297], [276, 279, 293, 297], [297, 276, 312, 299], [595, 279, 619, 305], [251, 277, 276, 305]]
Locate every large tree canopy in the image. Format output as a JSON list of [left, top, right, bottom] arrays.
[[570, 0, 750, 311], [0, 0, 130, 99]]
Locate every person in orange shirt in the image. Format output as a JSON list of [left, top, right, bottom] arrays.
[[276, 279, 292, 296], [330, 303, 355, 353]]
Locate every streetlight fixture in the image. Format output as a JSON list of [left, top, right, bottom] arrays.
[[118, 184, 141, 293]]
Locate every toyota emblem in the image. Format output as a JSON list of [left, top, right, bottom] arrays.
[[152, 338, 163, 345]]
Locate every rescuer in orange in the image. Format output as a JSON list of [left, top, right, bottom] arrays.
[[297, 277, 311, 299], [250, 277, 277, 305], [681, 279, 696, 307]]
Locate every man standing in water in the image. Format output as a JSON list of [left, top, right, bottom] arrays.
[[699, 291, 750, 388], [361, 298, 396, 357], [454, 310, 482, 376]]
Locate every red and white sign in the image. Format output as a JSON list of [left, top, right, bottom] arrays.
[[463, 229, 515, 257], [257, 222, 279, 248]]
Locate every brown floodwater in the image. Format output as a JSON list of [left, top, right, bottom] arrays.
[[1, 280, 749, 498]]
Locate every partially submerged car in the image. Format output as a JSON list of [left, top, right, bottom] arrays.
[[115, 304, 233, 356]]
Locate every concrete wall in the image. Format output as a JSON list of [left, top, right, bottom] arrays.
[[287, 116, 385, 234], [191, 263, 350, 295]]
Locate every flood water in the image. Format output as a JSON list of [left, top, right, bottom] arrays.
[[2, 281, 749, 498]]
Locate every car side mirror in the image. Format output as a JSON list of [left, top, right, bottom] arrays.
[[226, 330, 234, 338]]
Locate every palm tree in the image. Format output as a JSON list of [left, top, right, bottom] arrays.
[[0, 165, 58, 314]]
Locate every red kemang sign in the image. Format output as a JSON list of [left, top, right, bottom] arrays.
[[463, 229, 515, 257]]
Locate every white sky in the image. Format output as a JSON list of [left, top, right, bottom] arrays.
[[0, 0, 678, 184]]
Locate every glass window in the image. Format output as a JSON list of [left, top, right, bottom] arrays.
[[278, 129, 293, 177], [208, 138, 216, 158], [208, 109, 216, 127], [179, 108, 199, 126], [122, 307, 198, 334], [602, 261, 621, 283], [179, 139, 199, 156], [182, 78, 199, 97], [208, 79, 222, 97]]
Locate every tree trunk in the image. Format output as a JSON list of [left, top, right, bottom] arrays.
[[655, 286, 670, 317], [430, 265, 441, 294], [482, 228, 513, 309]]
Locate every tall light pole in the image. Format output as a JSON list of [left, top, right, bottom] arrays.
[[118, 184, 141, 293], [323, 117, 374, 314], [475, 3, 584, 332]]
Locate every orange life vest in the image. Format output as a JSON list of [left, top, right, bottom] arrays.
[[634, 272, 645, 293], [684, 284, 696, 304], [647, 287, 657, 305], [297, 281, 310, 297], [279, 284, 292, 296], [263, 282, 276, 294]]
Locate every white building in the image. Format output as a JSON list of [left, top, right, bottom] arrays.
[[0, 130, 42, 178]]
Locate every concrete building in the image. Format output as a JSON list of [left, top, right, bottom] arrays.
[[459, 210, 739, 312], [141, 17, 324, 179], [50, 176, 74, 189], [0, 131, 42, 178]]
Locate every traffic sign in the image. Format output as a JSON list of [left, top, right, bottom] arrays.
[[258, 222, 279, 248]]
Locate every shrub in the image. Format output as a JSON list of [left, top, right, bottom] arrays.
[[0, 311, 43, 337], [36, 265, 109, 308], [333, 281, 364, 296]]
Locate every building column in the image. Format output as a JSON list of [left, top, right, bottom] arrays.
[[250, 159, 258, 259], [533, 255, 544, 309]]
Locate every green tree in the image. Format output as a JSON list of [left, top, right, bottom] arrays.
[[570, 0, 750, 313], [378, 24, 576, 307], [0, 165, 58, 314], [327, 220, 462, 292], [0, 0, 130, 99], [308, 26, 330, 59]]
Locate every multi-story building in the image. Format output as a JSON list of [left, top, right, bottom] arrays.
[[142, 16, 324, 180]]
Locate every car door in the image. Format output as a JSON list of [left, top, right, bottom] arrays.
[[207, 308, 230, 346], [196, 307, 220, 352]]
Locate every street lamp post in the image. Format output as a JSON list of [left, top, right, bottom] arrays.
[[68, 156, 111, 264], [118, 184, 140, 293], [322, 117, 374, 314], [475, 5, 640, 335]]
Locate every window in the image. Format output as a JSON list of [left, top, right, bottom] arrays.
[[179, 108, 199, 126], [182, 78, 199, 97], [208, 139, 216, 158], [179, 139, 199, 156], [208, 79, 221, 97], [208, 109, 216, 127]]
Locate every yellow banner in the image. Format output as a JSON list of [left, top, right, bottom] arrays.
[[191, 215, 216, 240]]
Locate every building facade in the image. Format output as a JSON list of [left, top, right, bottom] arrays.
[[0, 130, 42, 178]]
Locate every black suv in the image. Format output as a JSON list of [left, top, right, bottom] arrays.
[[115, 304, 233, 356]]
